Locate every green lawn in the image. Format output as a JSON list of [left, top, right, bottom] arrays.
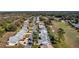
[[46, 23, 69, 48], [53, 21, 79, 47]]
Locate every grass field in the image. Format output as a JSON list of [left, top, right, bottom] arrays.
[[52, 21, 79, 48]]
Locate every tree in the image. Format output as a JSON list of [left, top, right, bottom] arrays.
[[0, 27, 5, 37], [46, 26, 56, 44], [57, 28, 65, 42], [5, 23, 17, 32], [33, 31, 39, 43], [75, 19, 79, 24]]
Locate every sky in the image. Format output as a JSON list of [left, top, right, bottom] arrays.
[[0, 0, 79, 11]]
